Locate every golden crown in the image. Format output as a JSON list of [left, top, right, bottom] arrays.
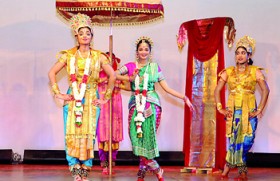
[[236, 35, 256, 54], [69, 13, 92, 34], [135, 36, 154, 48]]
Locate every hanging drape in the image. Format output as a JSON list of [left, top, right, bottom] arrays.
[[177, 17, 236, 169], [56, 0, 164, 26]]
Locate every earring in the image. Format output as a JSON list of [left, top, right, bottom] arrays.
[[149, 54, 152, 62]]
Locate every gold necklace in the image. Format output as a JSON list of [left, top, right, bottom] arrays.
[[235, 66, 249, 84], [136, 61, 148, 83], [78, 49, 90, 60], [137, 59, 148, 67], [238, 64, 246, 72]]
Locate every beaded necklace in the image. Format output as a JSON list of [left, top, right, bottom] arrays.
[[134, 62, 149, 138]]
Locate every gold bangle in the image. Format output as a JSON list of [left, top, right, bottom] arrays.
[[104, 88, 113, 100], [257, 104, 263, 111], [217, 103, 222, 111], [51, 83, 60, 95]]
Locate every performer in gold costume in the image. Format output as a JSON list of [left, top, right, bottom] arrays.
[[214, 36, 269, 180], [48, 13, 116, 181]]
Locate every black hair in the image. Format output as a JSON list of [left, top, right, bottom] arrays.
[[248, 58, 253, 65], [136, 39, 152, 51], [235, 46, 254, 65], [105, 52, 115, 56]]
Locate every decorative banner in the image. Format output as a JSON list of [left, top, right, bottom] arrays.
[[56, 0, 164, 26], [177, 17, 235, 51], [177, 17, 236, 170]]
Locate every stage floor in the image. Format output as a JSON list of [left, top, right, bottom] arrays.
[[0, 164, 280, 181]]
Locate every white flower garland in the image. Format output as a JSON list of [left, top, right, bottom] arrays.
[[69, 50, 91, 127], [134, 64, 149, 138]]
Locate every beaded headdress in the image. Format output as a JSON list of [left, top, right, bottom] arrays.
[[69, 13, 93, 35], [235, 35, 256, 54], [135, 36, 154, 48]]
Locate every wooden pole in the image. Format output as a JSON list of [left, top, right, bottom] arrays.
[[108, 8, 113, 175], [108, 34, 113, 176]]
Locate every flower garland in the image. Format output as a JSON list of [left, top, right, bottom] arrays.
[[69, 50, 91, 127], [134, 64, 149, 138]]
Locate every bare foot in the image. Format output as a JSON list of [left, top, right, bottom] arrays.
[[155, 168, 164, 181], [234, 173, 248, 180], [221, 164, 230, 179], [81, 177, 90, 181], [73, 175, 82, 181], [102, 167, 109, 175]]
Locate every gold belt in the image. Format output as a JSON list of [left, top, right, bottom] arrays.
[[230, 89, 254, 94]]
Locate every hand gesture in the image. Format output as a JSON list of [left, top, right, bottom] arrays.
[[92, 98, 109, 107], [218, 108, 233, 118], [249, 109, 263, 119], [129, 69, 139, 82], [55, 93, 74, 101], [184, 96, 194, 112]]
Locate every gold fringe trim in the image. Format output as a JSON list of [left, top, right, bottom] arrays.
[[56, 6, 164, 26], [66, 134, 94, 139], [92, 16, 164, 26], [57, 6, 163, 14]]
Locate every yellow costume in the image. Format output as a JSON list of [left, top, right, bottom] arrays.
[[58, 47, 109, 161], [221, 65, 265, 138]]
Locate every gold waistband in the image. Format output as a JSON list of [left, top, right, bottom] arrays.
[[230, 89, 254, 94]]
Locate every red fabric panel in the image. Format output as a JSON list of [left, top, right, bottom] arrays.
[[182, 17, 226, 169], [186, 18, 226, 62], [182, 45, 194, 164], [215, 39, 226, 169]]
